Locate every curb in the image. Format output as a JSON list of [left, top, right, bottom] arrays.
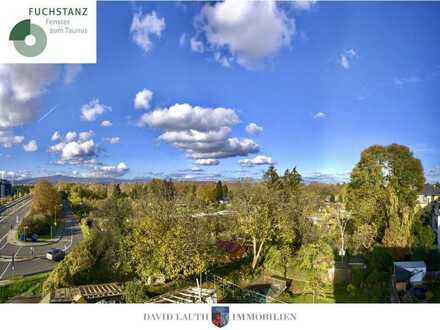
[[0, 256, 47, 262]]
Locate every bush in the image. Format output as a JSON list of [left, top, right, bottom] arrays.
[[18, 213, 52, 236], [124, 281, 146, 303]]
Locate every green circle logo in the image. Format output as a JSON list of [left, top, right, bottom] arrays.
[[9, 19, 47, 57]]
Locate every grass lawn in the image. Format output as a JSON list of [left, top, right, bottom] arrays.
[[278, 291, 335, 303], [0, 273, 49, 303]]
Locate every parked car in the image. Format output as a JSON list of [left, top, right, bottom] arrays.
[[46, 248, 65, 261]]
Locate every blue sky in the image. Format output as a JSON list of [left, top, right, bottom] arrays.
[[1, 1, 440, 182]]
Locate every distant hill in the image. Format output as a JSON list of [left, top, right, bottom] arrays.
[[16, 175, 152, 185]]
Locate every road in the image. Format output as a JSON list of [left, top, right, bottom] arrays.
[[0, 197, 83, 280]]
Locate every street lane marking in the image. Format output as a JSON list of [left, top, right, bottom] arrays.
[[0, 246, 22, 280], [0, 232, 8, 244], [0, 262, 11, 280]]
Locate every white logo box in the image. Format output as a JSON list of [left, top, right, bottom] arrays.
[[0, 0, 96, 63]]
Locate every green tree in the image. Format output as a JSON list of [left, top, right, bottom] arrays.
[[232, 183, 279, 271], [297, 242, 334, 303], [214, 181, 224, 202], [347, 144, 425, 252], [125, 200, 216, 282], [31, 181, 61, 217], [263, 165, 280, 190]]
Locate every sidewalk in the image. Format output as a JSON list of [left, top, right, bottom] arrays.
[[6, 227, 62, 247]]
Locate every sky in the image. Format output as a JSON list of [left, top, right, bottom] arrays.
[[0, 1, 440, 183]]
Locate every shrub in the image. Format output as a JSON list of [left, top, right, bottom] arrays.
[[18, 213, 52, 236]]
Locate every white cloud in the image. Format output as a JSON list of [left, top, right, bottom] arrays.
[[48, 142, 66, 153], [138, 103, 259, 164], [0, 64, 59, 130], [51, 131, 61, 141], [159, 127, 231, 144], [78, 130, 95, 142], [23, 140, 38, 152], [90, 162, 129, 178], [239, 155, 274, 167], [63, 64, 82, 84], [130, 11, 165, 53], [134, 88, 153, 110], [65, 131, 77, 142], [190, 37, 204, 53], [0, 131, 24, 148], [194, 159, 219, 166], [193, 0, 295, 69], [293, 0, 316, 10], [105, 137, 120, 145], [188, 138, 259, 160], [313, 112, 327, 119], [101, 120, 112, 127], [60, 139, 96, 163], [80, 99, 110, 121], [49, 132, 97, 164], [245, 122, 263, 135], [0, 169, 30, 180], [339, 49, 357, 70], [303, 171, 350, 184], [139, 103, 240, 132]]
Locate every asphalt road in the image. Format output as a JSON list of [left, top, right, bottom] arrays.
[[0, 198, 83, 280]]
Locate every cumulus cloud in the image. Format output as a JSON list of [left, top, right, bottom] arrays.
[[194, 158, 220, 166], [63, 64, 82, 84], [51, 131, 61, 141], [134, 88, 153, 110], [313, 112, 327, 119], [79, 130, 95, 142], [139, 103, 240, 131], [65, 131, 77, 142], [193, 0, 295, 69], [138, 103, 259, 164], [101, 120, 112, 127], [90, 162, 129, 178], [190, 37, 205, 53], [188, 138, 259, 160], [0, 64, 59, 130], [0, 131, 24, 148], [245, 122, 263, 135], [130, 11, 165, 53], [48, 131, 97, 164], [159, 127, 231, 144], [339, 49, 357, 70], [239, 155, 274, 167], [105, 137, 120, 144], [23, 140, 38, 152], [61, 140, 96, 163], [80, 99, 110, 121]]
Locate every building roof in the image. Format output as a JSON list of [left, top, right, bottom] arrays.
[[394, 261, 426, 269], [215, 240, 241, 253], [422, 184, 440, 196], [50, 282, 123, 303]]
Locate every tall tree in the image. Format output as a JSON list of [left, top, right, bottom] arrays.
[[32, 181, 61, 217], [214, 180, 224, 202], [347, 144, 425, 252], [232, 183, 279, 271]]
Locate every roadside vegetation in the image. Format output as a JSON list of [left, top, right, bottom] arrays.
[[17, 181, 63, 240], [0, 273, 49, 303]]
